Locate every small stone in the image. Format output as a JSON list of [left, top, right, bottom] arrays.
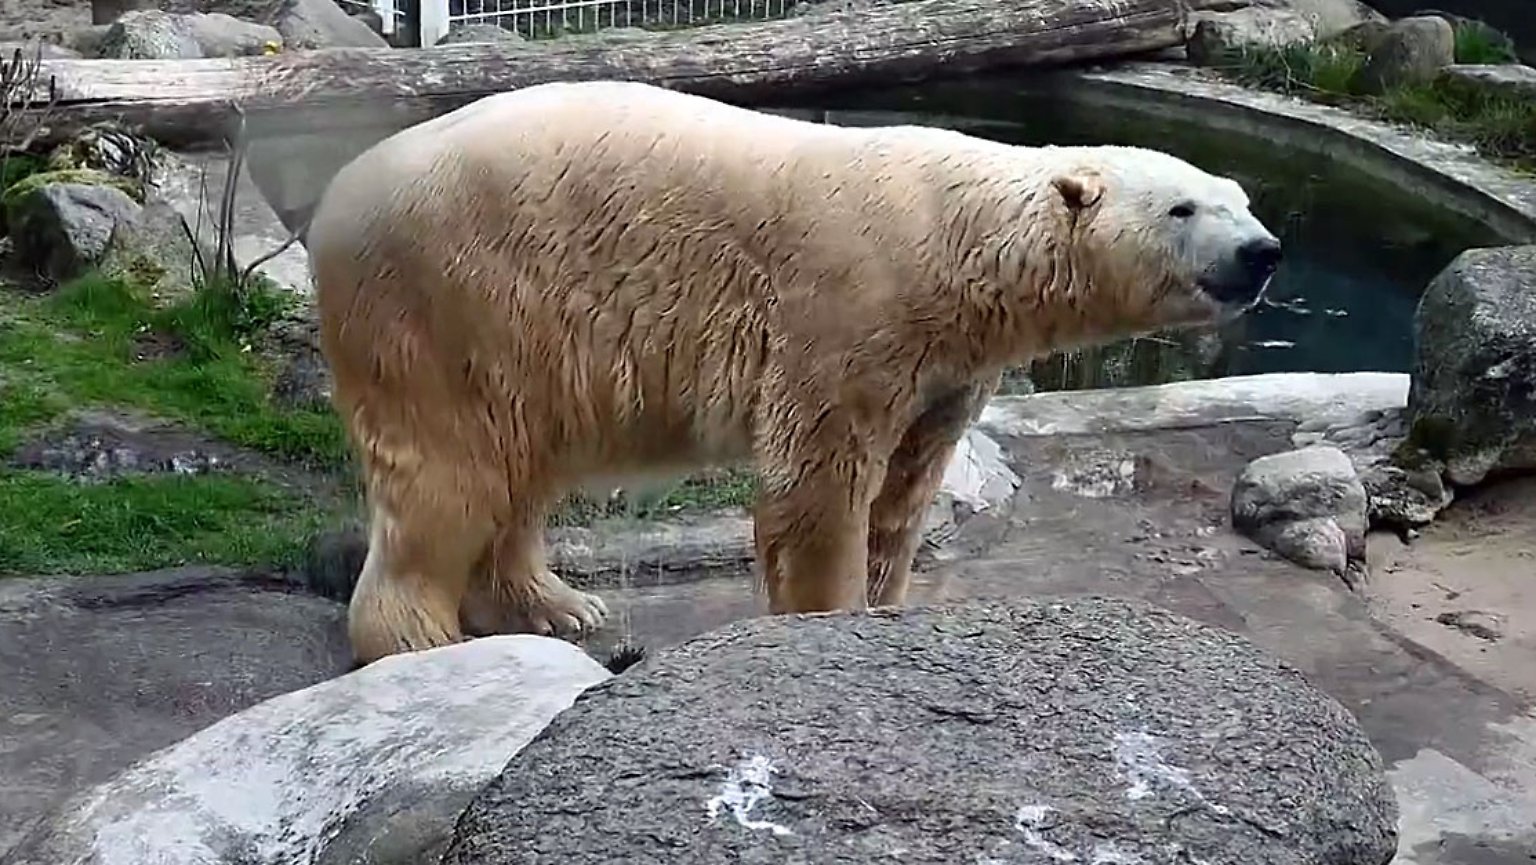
[[94, 10, 204, 58], [1360, 462, 1452, 530], [1435, 610, 1503, 642], [300, 523, 368, 602], [1231, 445, 1368, 576], [435, 22, 524, 45], [1354, 15, 1455, 95]]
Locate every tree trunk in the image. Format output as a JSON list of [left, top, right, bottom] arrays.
[[22, 0, 1196, 150]]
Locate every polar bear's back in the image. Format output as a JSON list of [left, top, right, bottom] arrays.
[[314, 82, 842, 247]]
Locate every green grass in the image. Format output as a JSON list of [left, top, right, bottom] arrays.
[[1213, 21, 1535, 171], [0, 273, 350, 468], [0, 271, 354, 575], [1453, 20, 1519, 65], [0, 267, 762, 574], [550, 467, 760, 526], [0, 471, 326, 575]]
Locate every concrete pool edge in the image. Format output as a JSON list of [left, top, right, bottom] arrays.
[[1055, 62, 1536, 245]]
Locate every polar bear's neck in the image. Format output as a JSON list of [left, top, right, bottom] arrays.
[[886, 141, 1122, 373]]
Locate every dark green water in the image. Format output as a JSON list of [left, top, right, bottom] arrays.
[[771, 77, 1507, 392]]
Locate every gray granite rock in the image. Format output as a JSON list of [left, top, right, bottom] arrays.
[[0, 568, 353, 857], [7, 182, 143, 283], [6, 636, 611, 865], [435, 22, 524, 45], [1440, 63, 1536, 100], [96, 10, 203, 58], [164, 0, 386, 49], [441, 597, 1399, 865], [1406, 245, 1536, 487], [1231, 445, 1368, 577], [1354, 15, 1455, 94], [1187, 7, 1317, 67]]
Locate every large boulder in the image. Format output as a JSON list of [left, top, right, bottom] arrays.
[[5, 178, 144, 283], [1353, 15, 1455, 94], [1440, 63, 1536, 100], [6, 635, 612, 865], [164, 0, 387, 49], [442, 597, 1399, 865], [1272, 0, 1382, 39], [1187, 7, 1318, 66], [1231, 445, 1368, 579], [1405, 245, 1536, 487], [0, 567, 353, 857], [95, 9, 284, 59]]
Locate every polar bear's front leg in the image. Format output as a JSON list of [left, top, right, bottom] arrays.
[[752, 419, 890, 615], [349, 495, 492, 665], [865, 378, 998, 608], [462, 510, 609, 640]]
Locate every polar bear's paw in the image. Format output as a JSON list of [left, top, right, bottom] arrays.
[[512, 571, 610, 639]]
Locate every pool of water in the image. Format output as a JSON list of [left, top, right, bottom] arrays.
[[767, 77, 1508, 391]]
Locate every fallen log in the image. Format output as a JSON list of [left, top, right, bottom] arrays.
[[21, 0, 1195, 150]]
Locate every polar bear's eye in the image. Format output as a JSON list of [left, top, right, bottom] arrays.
[[1169, 203, 1196, 219]]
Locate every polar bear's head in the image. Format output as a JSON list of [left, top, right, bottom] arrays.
[[1047, 146, 1281, 327]]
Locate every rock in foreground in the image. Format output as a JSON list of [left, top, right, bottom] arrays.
[[1407, 245, 1536, 487], [8, 636, 611, 865], [442, 597, 1399, 865]]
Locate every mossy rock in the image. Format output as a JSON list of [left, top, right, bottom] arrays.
[[3, 168, 146, 217]]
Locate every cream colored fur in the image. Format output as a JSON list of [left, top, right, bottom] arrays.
[[307, 80, 1277, 665]]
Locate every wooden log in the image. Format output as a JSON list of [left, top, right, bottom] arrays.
[[20, 0, 1194, 150]]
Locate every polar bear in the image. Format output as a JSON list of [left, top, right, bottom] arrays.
[[308, 80, 1281, 665]]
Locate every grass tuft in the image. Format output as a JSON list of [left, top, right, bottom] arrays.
[[0, 471, 326, 575], [3, 272, 349, 468], [1452, 19, 1519, 65], [1213, 21, 1534, 170]]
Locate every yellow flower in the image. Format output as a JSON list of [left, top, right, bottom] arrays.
[[262, 40, 282, 55]]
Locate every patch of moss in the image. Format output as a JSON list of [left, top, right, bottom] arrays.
[[1, 167, 147, 218], [0, 153, 47, 194]]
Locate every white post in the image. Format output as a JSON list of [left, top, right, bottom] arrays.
[[419, 0, 450, 46], [372, 0, 396, 34]]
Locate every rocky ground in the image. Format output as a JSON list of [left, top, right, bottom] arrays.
[[3, 377, 1535, 863]]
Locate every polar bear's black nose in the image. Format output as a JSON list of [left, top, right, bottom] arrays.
[[1239, 236, 1283, 279]]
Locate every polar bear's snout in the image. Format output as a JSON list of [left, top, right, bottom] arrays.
[[1198, 230, 1282, 309]]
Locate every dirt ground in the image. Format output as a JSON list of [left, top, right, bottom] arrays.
[[1367, 475, 1536, 704]]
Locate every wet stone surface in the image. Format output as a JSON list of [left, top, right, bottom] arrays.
[[442, 597, 1400, 865]]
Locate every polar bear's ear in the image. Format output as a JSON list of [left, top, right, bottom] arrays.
[[1052, 173, 1105, 212]]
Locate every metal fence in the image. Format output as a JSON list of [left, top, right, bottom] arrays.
[[420, 0, 796, 47]]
